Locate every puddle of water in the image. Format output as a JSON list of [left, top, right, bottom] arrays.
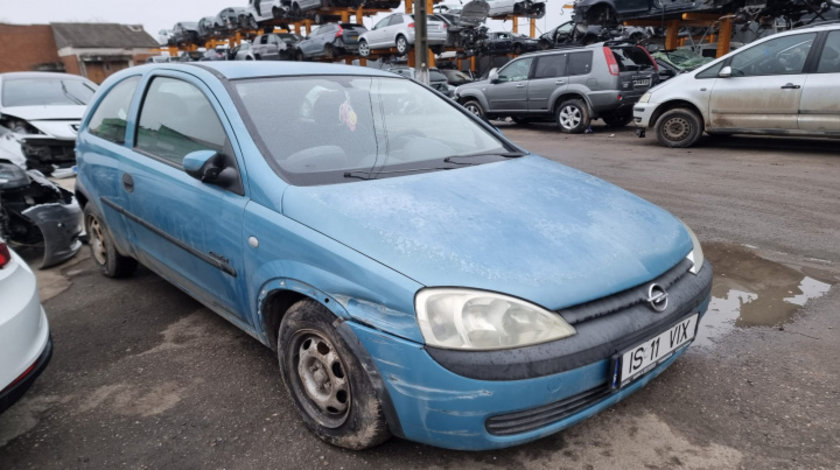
[[694, 243, 833, 348]]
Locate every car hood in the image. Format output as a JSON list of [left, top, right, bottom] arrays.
[[0, 105, 86, 121], [283, 156, 692, 310], [458, 0, 490, 26]]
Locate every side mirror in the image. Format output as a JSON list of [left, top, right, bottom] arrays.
[[719, 66, 732, 78], [183, 150, 238, 187], [488, 68, 499, 83]]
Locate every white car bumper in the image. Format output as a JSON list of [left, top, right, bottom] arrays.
[[633, 102, 657, 128]]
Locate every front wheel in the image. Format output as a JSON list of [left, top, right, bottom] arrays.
[[556, 99, 591, 133], [395, 35, 409, 55], [278, 299, 390, 449], [655, 108, 703, 148], [358, 39, 370, 57], [83, 204, 137, 278], [462, 99, 485, 119]]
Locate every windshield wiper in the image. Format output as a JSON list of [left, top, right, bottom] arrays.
[[443, 151, 526, 164], [343, 167, 453, 180]]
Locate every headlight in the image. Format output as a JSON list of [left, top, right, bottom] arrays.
[[682, 222, 705, 275], [415, 288, 576, 350], [638, 92, 652, 104]]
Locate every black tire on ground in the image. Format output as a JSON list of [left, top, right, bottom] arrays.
[[601, 111, 633, 128], [655, 108, 703, 148], [395, 35, 409, 55], [278, 299, 391, 450], [556, 98, 591, 134], [462, 99, 485, 119], [83, 204, 137, 278]]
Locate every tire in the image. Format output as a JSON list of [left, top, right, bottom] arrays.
[[278, 299, 390, 450], [655, 108, 703, 148], [83, 204, 137, 278], [358, 39, 370, 57], [395, 35, 409, 55], [601, 111, 633, 128], [462, 99, 485, 119], [556, 99, 591, 133], [324, 44, 335, 59], [245, 55, 254, 60]]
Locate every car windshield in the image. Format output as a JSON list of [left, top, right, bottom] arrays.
[[2, 77, 97, 107], [234, 75, 509, 185]]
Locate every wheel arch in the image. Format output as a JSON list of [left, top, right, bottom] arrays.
[[551, 92, 591, 114], [649, 99, 706, 130]]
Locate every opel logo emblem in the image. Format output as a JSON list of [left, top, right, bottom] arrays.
[[646, 284, 668, 313]]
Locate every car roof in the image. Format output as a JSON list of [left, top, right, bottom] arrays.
[[138, 62, 400, 81]]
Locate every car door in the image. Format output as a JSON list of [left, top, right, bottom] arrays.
[[528, 53, 566, 111], [367, 15, 392, 48], [799, 29, 840, 132], [708, 32, 816, 131], [484, 57, 534, 113], [122, 72, 250, 324]]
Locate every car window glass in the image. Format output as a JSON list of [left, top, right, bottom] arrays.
[[533, 54, 566, 79], [695, 61, 723, 78], [429, 70, 447, 82], [135, 77, 227, 166], [567, 51, 592, 75], [389, 15, 403, 26], [234, 76, 508, 185], [498, 58, 533, 82], [2, 77, 96, 107], [729, 33, 816, 76], [611, 47, 655, 71], [558, 22, 573, 34], [88, 76, 141, 144], [374, 17, 390, 29], [816, 30, 840, 73]]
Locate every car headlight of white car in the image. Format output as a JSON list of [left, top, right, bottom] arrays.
[[682, 222, 705, 275], [416, 288, 576, 350], [638, 92, 652, 104]]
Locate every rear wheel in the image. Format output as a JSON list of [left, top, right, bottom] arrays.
[[83, 204, 136, 278], [655, 108, 703, 148], [556, 99, 590, 133], [395, 35, 409, 55], [278, 299, 390, 449]]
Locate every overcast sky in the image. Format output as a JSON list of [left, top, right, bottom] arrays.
[[0, 0, 570, 42]]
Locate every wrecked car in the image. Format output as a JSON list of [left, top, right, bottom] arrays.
[[76, 61, 711, 451], [435, 0, 491, 54], [486, 0, 546, 18], [538, 20, 650, 49], [0, 162, 82, 268], [481, 31, 540, 55], [0, 72, 97, 175]]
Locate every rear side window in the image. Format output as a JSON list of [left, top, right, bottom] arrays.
[[567, 52, 592, 75], [135, 77, 227, 166], [610, 47, 655, 71], [533, 54, 566, 78], [816, 30, 840, 73], [88, 76, 141, 144]]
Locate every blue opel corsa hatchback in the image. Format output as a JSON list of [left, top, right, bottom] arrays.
[[75, 62, 712, 450]]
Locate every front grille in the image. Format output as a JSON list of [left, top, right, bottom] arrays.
[[486, 384, 611, 436]]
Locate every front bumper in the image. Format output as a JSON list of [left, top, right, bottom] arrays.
[[633, 102, 657, 128], [350, 264, 713, 450]]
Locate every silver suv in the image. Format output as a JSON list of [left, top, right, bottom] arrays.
[[634, 22, 840, 147], [454, 42, 658, 133]]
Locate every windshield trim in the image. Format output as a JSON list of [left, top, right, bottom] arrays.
[[224, 73, 524, 187]]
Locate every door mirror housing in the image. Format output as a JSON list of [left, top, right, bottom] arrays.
[[488, 68, 500, 83], [718, 66, 732, 78], [183, 150, 238, 188]]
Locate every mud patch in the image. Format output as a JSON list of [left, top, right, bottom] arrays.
[[695, 243, 834, 347], [0, 395, 68, 447], [35, 249, 89, 301], [77, 382, 187, 417], [138, 310, 215, 356]]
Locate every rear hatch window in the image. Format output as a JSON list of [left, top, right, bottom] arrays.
[[609, 45, 657, 90]]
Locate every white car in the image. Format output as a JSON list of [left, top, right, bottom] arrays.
[[358, 13, 448, 57], [0, 72, 97, 175], [486, 0, 546, 18], [634, 22, 840, 147], [0, 239, 52, 413]]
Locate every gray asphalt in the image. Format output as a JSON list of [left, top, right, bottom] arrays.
[[1, 123, 838, 470]]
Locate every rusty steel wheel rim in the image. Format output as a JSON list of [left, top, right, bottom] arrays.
[[87, 215, 107, 265], [663, 116, 691, 142], [292, 330, 351, 428]]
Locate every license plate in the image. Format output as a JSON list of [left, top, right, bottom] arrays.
[[633, 79, 651, 87], [350, 35, 358, 40], [617, 314, 698, 388]]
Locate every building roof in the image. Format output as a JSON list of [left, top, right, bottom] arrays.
[[51, 23, 159, 49]]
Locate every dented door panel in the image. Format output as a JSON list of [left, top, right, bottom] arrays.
[[709, 75, 805, 130]]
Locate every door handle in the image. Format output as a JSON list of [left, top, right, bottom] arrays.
[[555, 80, 566, 85], [122, 173, 134, 193], [515, 84, 526, 88], [780, 83, 801, 89]]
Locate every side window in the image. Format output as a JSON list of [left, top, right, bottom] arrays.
[[374, 17, 390, 29], [695, 61, 724, 79], [729, 33, 816, 76], [259, 35, 268, 45], [498, 58, 533, 82], [390, 15, 404, 26], [533, 54, 566, 79], [88, 76, 141, 144], [135, 77, 227, 166], [567, 51, 592, 75], [816, 30, 840, 73]]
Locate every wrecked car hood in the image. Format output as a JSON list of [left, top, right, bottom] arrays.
[[458, 0, 490, 26], [0, 105, 86, 122], [283, 155, 692, 310]]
